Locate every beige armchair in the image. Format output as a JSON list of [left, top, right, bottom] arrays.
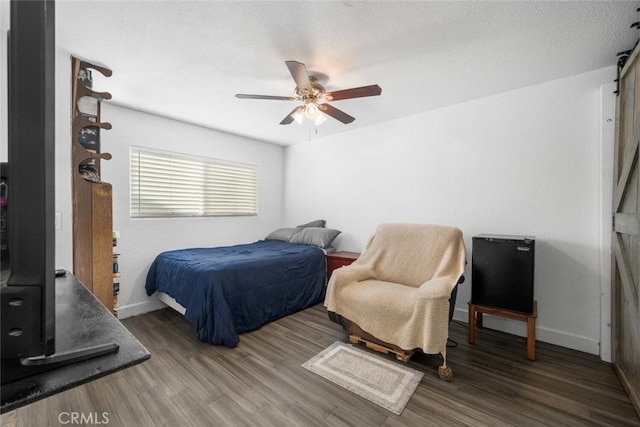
[[324, 223, 466, 380]]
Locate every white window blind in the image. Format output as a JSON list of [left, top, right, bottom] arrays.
[[130, 147, 257, 218]]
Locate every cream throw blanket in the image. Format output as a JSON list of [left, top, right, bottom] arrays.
[[324, 223, 466, 361]]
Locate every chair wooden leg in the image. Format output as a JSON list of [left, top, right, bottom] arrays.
[[468, 302, 476, 344]]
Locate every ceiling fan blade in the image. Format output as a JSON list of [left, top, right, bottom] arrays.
[[325, 84, 382, 101], [285, 60, 312, 93], [280, 106, 303, 125], [320, 103, 355, 124], [236, 94, 296, 101]]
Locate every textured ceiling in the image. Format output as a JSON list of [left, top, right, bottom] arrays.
[[55, 1, 639, 145]]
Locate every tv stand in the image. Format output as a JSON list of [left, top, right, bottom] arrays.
[[1, 343, 119, 385], [1, 272, 149, 413]]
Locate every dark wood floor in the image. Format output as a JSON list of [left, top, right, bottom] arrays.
[[3, 304, 639, 427]]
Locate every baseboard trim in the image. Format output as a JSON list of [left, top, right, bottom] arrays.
[[116, 298, 166, 319], [116, 303, 602, 356], [453, 307, 600, 356]]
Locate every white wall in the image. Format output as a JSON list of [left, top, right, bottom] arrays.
[[98, 105, 285, 317], [54, 51, 74, 272], [4, 8, 614, 356], [284, 67, 616, 356], [51, 51, 285, 317]]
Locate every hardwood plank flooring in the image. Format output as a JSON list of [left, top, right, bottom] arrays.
[[2, 304, 639, 427]]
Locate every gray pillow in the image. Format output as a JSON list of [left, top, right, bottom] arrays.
[[297, 219, 326, 228], [265, 227, 301, 241], [289, 227, 341, 249]]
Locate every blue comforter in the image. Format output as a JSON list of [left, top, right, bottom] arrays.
[[145, 240, 326, 347]]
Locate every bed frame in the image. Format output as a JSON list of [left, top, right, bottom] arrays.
[[157, 292, 186, 315]]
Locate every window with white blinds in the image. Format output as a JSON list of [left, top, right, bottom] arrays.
[[130, 147, 257, 218]]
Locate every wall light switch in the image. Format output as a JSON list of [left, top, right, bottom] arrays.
[[55, 212, 62, 230]]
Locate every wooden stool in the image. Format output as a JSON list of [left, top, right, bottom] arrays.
[[468, 301, 537, 361]]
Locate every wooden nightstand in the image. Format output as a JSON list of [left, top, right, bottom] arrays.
[[326, 251, 360, 279]]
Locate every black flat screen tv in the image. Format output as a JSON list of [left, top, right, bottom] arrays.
[[1, 1, 118, 387], [1, 0, 56, 382]]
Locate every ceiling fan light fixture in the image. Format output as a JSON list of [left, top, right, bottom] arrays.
[[305, 102, 320, 119], [314, 113, 327, 126], [303, 102, 326, 126], [291, 107, 304, 124]]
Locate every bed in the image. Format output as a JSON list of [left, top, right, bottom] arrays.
[[145, 223, 340, 347]]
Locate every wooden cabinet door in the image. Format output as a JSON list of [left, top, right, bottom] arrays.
[[613, 48, 640, 417]]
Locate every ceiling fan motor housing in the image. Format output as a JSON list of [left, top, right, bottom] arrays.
[[295, 76, 327, 103]]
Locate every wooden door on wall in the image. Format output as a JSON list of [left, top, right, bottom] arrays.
[[614, 47, 640, 416]]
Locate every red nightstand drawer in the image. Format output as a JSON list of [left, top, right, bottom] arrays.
[[326, 251, 360, 279]]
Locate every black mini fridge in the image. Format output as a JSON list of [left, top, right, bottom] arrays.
[[471, 234, 535, 315]]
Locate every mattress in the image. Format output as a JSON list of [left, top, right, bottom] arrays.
[[145, 239, 326, 347]]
